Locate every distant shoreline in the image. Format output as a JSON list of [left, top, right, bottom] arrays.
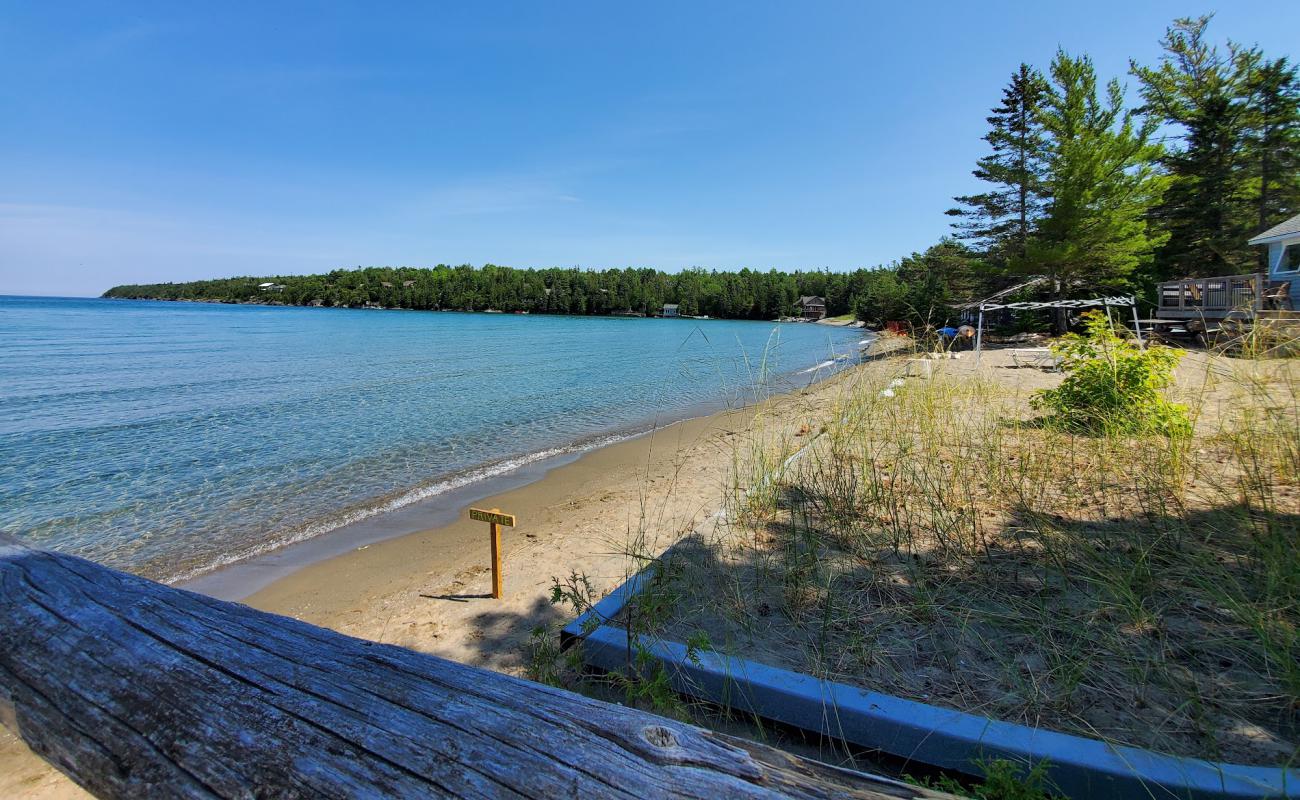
[[101, 294, 867, 326], [99, 263, 866, 322]]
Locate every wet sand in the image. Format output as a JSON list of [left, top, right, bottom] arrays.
[[242, 374, 851, 672]]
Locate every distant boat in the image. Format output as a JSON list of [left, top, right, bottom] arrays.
[[483, 309, 503, 314]]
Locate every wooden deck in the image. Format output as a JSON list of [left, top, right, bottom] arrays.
[[0, 537, 953, 799], [1156, 272, 1291, 321]]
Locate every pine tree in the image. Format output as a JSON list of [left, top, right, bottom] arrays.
[[948, 64, 1049, 266], [1243, 57, 1300, 239], [1031, 51, 1168, 331], [1131, 16, 1259, 278], [896, 239, 982, 325]]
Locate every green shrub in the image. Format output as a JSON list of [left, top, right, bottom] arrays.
[[1032, 311, 1191, 436], [910, 758, 1054, 800]]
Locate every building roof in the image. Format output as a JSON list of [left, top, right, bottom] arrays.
[[663, 303, 678, 308], [1249, 213, 1300, 245], [797, 296, 825, 305]]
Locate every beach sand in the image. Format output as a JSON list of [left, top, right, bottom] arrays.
[[6, 343, 1279, 794], [238, 384, 842, 672], [1, 361, 863, 798]]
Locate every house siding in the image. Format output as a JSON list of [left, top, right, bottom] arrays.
[[1266, 239, 1300, 309]]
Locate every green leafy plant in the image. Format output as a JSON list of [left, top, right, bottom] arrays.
[[910, 758, 1054, 800], [537, 562, 705, 717], [1032, 311, 1190, 436]]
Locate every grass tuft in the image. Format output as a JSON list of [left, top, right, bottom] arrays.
[[664, 343, 1299, 766]]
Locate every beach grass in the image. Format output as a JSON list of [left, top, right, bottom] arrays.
[[645, 337, 1300, 768]]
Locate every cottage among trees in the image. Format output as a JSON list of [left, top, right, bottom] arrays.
[[797, 296, 827, 320]]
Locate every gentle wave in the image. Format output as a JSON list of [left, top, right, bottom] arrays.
[[800, 359, 838, 374], [163, 425, 654, 583]]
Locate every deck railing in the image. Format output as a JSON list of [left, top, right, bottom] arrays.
[[1156, 272, 1269, 319]]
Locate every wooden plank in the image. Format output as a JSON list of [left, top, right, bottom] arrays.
[[0, 539, 952, 800]]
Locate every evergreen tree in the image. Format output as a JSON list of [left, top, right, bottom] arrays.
[[896, 239, 982, 326], [948, 64, 1049, 266], [1031, 51, 1168, 331], [1131, 16, 1259, 278], [853, 270, 909, 326], [1243, 56, 1300, 240]]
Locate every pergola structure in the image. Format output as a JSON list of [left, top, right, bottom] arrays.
[[973, 294, 1143, 362]]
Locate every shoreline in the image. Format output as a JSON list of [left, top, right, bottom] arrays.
[[178, 354, 863, 602], [238, 363, 862, 659], [0, 335, 870, 800], [179, 408, 710, 602], [170, 318, 863, 600], [17, 343, 1234, 795], [0, 376, 843, 799], [99, 294, 860, 326], [178, 422, 657, 600]]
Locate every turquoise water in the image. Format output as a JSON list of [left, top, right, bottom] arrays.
[[0, 296, 862, 581]]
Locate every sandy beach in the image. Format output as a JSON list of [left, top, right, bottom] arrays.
[[9, 344, 1257, 794], [239, 386, 840, 673], [0, 359, 861, 798]]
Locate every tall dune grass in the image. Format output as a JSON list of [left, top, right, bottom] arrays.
[[674, 341, 1300, 766]]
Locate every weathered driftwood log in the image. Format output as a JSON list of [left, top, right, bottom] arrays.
[[0, 541, 951, 799]]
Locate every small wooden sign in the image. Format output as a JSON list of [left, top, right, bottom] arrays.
[[469, 507, 515, 599], [469, 508, 515, 527]]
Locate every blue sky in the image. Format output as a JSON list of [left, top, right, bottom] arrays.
[[1, 2, 1295, 296]]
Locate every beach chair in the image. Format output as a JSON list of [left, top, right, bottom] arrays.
[[1009, 348, 1062, 370]]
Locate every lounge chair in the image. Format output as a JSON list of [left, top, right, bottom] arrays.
[[1009, 348, 1062, 370]]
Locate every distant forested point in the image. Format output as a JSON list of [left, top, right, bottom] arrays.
[[102, 249, 979, 326]]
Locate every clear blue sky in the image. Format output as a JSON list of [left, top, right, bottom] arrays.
[[1, 2, 1295, 296]]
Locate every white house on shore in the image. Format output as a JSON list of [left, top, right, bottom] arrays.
[[1249, 212, 1300, 309]]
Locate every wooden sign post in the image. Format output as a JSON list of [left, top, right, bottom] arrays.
[[468, 508, 515, 599]]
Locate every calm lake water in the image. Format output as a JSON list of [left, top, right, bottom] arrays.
[[0, 296, 863, 581]]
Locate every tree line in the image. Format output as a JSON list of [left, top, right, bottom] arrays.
[[103, 248, 980, 326], [104, 17, 1298, 331], [103, 264, 890, 321]]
